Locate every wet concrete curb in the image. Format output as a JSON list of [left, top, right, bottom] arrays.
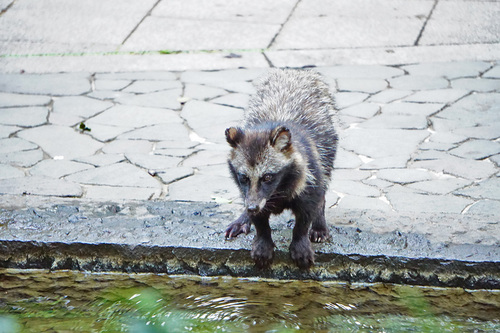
[[0, 200, 499, 289]]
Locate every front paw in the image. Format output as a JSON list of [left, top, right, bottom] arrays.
[[309, 227, 330, 243], [251, 237, 275, 269], [290, 238, 314, 270], [225, 219, 251, 238]]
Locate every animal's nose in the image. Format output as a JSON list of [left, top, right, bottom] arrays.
[[247, 204, 259, 214]]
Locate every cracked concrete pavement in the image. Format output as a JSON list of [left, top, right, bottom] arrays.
[[0, 0, 499, 285]]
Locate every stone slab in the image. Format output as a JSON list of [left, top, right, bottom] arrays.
[[122, 80, 182, 94], [273, 0, 432, 49], [403, 89, 469, 104], [94, 79, 131, 91], [156, 167, 194, 185], [388, 76, 449, 91], [435, 93, 500, 128], [29, 160, 94, 179], [52, 96, 113, 118], [83, 185, 160, 201], [74, 154, 126, 167], [118, 124, 190, 142], [407, 178, 472, 196], [449, 140, 500, 160], [342, 128, 429, 159], [167, 174, 239, 202], [115, 89, 183, 110], [0, 52, 271, 74], [0, 107, 48, 127], [368, 89, 413, 103], [126, 153, 183, 172], [265, 45, 500, 69], [337, 78, 388, 94], [101, 140, 153, 154], [211, 93, 250, 109], [0, 149, 43, 168], [455, 178, 500, 201], [0, 92, 51, 107], [330, 180, 380, 197], [152, 0, 295, 24], [419, 1, 500, 45], [0, 73, 90, 95], [122, 16, 280, 51], [483, 66, 500, 79], [411, 155, 497, 181], [0, 125, 20, 139], [17, 125, 104, 160], [402, 61, 492, 79], [181, 100, 243, 143], [451, 78, 500, 92], [0, 137, 37, 154], [87, 105, 183, 129], [376, 169, 434, 185], [65, 162, 160, 189], [339, 103, 380, 119], [0, 0, 157, 54], [385, 185, 473, 214], [0, 164, 24, 180], [0, 176, 82, 197]]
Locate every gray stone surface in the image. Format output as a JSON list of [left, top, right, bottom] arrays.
[[0, 0, 157, 54], [0, 137, 37, 153], [385, 185, 473, 214], [0, 149, 43, 167], [0, 164, 24, 179], [0, 92, 51, 107], [376, 169, 434, 185], [419, 1, 500, 45], [403, 89, 469, 104], [0, 125, 20, 139], [0, 0, 498, 283], [122, 16, 280, 51], [388, 76, 449, 91], [451, 78, 500, 92], [0, 107, 48, 127], [17, 125, 104, 159], [0, 176, 82, 197], [402, 62, 492, 79], [29, 160, 94, 178], [0, 73, 90, 95], [115, 89, 182, 110], [122, 80, 181, 93], [342, 128, 429, 159], [368, 89, 413, 103], [126, 153, 183, 171], [273, 0, 432, 49], [65, 163, 160, 189], [449, 140, 500, 160], [52, 96, 113, 118], [0, 62, 499, 282], [455, 178, 500, 201]]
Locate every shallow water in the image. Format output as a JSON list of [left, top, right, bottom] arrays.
[[0, 269, 499, 332]]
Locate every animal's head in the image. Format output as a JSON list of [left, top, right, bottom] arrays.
[[225, 125, 298, 215]]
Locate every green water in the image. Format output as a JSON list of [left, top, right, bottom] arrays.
[[0, 269, 499, 332]]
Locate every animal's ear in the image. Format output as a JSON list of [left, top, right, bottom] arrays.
[[270, 126, 291, 152], [225, 127, 244, 148]]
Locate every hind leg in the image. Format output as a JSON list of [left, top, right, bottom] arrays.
[[309, 194, 330, 243]]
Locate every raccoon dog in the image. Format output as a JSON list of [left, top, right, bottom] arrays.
[[225, 69, 337, 269]]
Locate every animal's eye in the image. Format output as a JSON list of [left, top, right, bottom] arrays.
[[262, 173, 274, 183], [238, 174, 249, 184]]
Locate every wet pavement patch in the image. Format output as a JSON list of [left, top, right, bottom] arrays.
[[0, 200, 498, 289]]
